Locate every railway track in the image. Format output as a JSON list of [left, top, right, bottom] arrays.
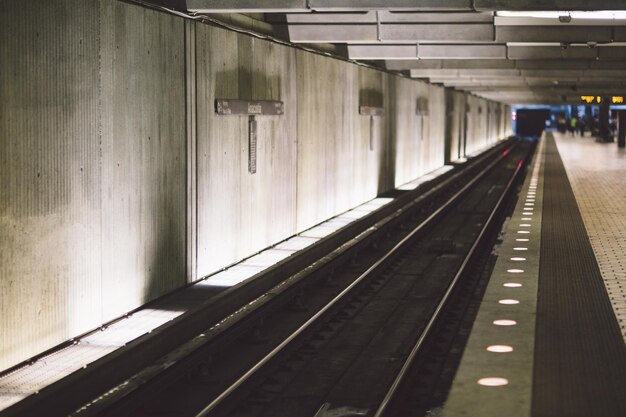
[[69, 139, 533, 417], [0, 138, 529, 417]]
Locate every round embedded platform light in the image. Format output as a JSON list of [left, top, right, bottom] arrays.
[[478, 377, 509, 386], [520, 224, 531, 227], [503, 282, 522, 288], [499, 299, 520, 305], [493, 319, 517, 326], [510, 257, 526, 261], [521, 217, 532, 220], [487, 345, 514, 353], [517, 230, 530, 234], [507, 268, 524, 273], [516, 238, 529, 242]]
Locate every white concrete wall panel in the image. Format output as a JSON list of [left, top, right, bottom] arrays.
[[423, 85, 446, 174], [379, 73, 395, 193], [99, 1, 187, 317], [196, 25, 298, 276], [391, 77, 420, 187], [450, 90, 467, 161], [296, 51, 357, 231], [354, 68, 386, 210], [0, 0, 102, 371]]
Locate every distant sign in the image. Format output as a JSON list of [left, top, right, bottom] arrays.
[[612, 96, 624, 104], [581, 95, 602, 104]]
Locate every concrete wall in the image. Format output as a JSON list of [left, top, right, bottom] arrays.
[[0, 0, 186, 370], [389, 77, 448, 187], [447, 90, 468, 162], [196, 25, 298, 276], [0, 0, 509, 371], [295, 53, 392, 231], [0, 0, 102, 371], [99, 1, 186, 318]]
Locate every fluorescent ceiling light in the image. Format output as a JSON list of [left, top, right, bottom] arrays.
[[497, 11, 626, 20]]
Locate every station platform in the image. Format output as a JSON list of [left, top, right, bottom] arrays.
[[445, 131, 626, 417]]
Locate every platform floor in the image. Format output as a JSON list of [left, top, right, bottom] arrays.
[[445, 131, 626, 417], [555, 132, 626, 341]]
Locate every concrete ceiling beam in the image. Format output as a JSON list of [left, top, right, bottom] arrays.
[[188, 0, 626, 12], [284, 11, 493, 24], [507, 45, 598, 60], [187, 0, 475, 12], [411, 68, 522, 78], [386, 59, 626, 71], [474, 0, 626, 11], [348, 44, 506, 60], [287, 23, 495, 43], [398, 59, 510, 71], [186, 0, 309, 12], [494, 17, 626, 26], [515, 60, 626, 69], [348, 44, 418, 59], [496, 26, 613, 43], [287, 24, 379, 43], [307, 0, 473, 11], [380, 24, 495, 42], [418, 44, 506, 59]]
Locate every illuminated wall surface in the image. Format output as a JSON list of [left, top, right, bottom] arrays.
[[0, 0, 512, 371]]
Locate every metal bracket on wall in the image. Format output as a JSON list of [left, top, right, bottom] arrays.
[[359, 106, 384, 151], [215, 99, 285, 174], [416, 97, 429, 142]]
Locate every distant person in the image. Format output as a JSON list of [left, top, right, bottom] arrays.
[[570, 117, 578, 135], [557, 116, 567, 133], [578, 119, 585, 136]]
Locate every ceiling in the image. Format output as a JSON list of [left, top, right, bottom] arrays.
[[175, 1, 626, 105]]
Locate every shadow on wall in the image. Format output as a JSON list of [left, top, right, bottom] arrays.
[[143, 193, 223, 312], [359, 88, 383, 108], [359, 88, 392, 195], [376, 85, 396, 195], [214, 69, 282, 102], [144, 189, 185, 308]]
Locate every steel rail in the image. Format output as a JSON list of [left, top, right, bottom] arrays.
[[0, 142, 513, 417], [373, 158, 526, 417], [194, 148, 516, 417]]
